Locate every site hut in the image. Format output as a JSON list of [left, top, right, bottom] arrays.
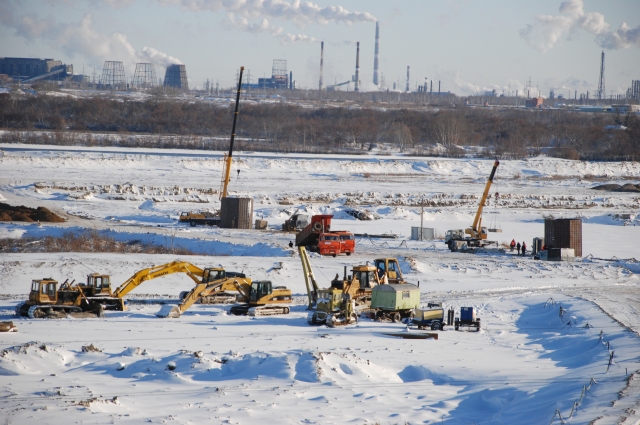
[[371, 283, 421, 321]]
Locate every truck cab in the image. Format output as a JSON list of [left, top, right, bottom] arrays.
[[335, 231, 356, 255], [317, 233, 341, 256]]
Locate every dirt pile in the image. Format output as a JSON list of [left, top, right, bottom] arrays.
[[592, 183, 640, 192], [0, 203, 65, 222]]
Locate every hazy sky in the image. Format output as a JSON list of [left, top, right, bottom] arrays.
[[1, 0, 639, 97]]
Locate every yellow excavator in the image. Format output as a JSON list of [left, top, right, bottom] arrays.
[[445, 159, 500, 251]]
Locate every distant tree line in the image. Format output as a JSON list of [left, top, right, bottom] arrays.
[[0, 93, 638, 160]]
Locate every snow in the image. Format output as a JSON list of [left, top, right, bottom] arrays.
[[1, 144, 640, 424]]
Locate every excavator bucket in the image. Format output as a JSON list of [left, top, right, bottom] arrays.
[[156, 305, 181, 318]]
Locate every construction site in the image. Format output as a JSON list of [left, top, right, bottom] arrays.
[[0, 61, 639, 424]]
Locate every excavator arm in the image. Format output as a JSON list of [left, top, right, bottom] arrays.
[[164, 278, 243, 318], [299, 246, 320, 309], [468, 160, 500, 238], [112, 260, 205, 299]]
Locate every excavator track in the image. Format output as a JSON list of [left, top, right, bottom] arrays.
[[326, 313, 358, 327], [230, 304, 290, 316], [27, 305, 83, 319], [15, 302, 25, 317]]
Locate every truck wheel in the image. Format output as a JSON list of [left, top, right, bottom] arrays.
[[190, 220, 197, 227], [346, 252, 351, 256], [392, 312, 401, 323], [332, 254, 336, 257], [431, 321, 441, 331], [374, 310, 384, 321]]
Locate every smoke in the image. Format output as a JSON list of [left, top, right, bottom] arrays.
[[1, 2, 181, 72], [521, 0, 640, 52], [159, 0, 375, 43]]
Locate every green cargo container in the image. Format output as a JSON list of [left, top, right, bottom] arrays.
[[371, 284, 420, 311]]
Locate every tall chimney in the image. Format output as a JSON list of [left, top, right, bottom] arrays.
[[354, 41, 360, 92], [373, 22, 380, 86], [406, 66, 410, 92], [319, 41, 324, 91], [289, 71, 293, 90]]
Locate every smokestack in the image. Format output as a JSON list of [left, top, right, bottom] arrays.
[[354, 41, 360, 92], [406, 66, 410, 92], [373, 22, 380, 86], [319, 41, 324, 91], [289, 71, 293, 90]]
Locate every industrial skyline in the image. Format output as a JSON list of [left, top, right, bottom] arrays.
[[0, 0, 639, 96]]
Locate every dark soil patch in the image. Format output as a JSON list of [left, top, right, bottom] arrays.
[[0, 203, 65, 222], [591, 183, 640, 192]]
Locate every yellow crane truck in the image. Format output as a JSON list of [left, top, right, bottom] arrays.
[[445, 159, 500, 251]]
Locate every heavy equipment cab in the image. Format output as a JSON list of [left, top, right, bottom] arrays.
[[202, 268, 226, 283], [82, 274, 112, 297], [30, 279, 57, 303], [374, 258, 404, 284], [249, 281, 272, 302]]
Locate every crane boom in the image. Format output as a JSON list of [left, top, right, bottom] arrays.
[[470, 160, 500, 235], [299, 246, 320, 309], [220, 66, 244, 200]]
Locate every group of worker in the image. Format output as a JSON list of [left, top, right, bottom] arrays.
[[510, 239, 528, 256]]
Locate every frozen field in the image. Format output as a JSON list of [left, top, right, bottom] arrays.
[[1, 144, 640, 424]]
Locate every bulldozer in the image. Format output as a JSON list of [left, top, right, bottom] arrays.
[[300, 246, 405, 326], [159, 269, 292, 318], [16, 278, 106, 319]]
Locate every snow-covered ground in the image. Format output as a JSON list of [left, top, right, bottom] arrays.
[[1, 144, 639, 424]]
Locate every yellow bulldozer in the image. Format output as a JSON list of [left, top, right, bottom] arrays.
[[16, 278, 108, 319]]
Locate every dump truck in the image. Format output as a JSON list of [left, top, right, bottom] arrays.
[[16, 278, 106, 319], [179, 211, 221, 227], [370, 284, 421, 322], [296, 215, 356, 256], [445, 160, 499, 251]]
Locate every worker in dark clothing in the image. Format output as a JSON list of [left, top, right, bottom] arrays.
[[288, 241, 293, 248], [521, 241, 527, 256], [510, 239, 516, 252], [516, 242, 521, 255]]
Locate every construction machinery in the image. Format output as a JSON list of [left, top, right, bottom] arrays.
[[162, 271, 292, 317], [16, 278, 106, 319], [220, 66, 244, 200], [373, 258, 405, 284], [179, 211, 221, 227], [445, 160, 500, 251], [282, 209, 309, 232], [300, 246, 386, 326], [296, 215, 356, 256]]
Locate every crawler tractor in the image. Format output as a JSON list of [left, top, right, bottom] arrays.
[[16, 278, 106, 319]]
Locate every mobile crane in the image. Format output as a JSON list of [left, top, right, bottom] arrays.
[[445, 159, 500, 251]]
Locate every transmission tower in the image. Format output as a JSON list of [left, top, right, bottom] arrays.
[[100, 61, 126, 90], [132, 63, 157, 88], [597, 51, 605, 100]]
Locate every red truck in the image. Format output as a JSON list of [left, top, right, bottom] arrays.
[[295, 215, 355, 256]]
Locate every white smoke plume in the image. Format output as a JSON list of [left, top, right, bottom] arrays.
[[521, 0, 640, 52], [159, 0, 375, 43], [0, 2, 181, 73]]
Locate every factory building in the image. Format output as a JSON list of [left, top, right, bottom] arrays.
[[0, 57, 73, 82]]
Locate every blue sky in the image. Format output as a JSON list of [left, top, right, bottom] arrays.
[[1, 0, 639, 96]]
